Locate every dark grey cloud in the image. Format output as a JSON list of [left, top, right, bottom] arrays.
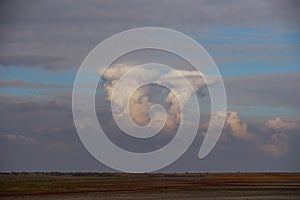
[[0, 95, 72, 141], [0, 0, 299, 70], [1, 0, 299, 27], [0, 54, 69, 70], [0, 93, 102, 171], [224, 72, 300, 108], [206, 44, 300, 65], [0, 79, 69, 88]]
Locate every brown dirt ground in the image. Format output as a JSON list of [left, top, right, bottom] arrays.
[[0, 172, 299, 199]]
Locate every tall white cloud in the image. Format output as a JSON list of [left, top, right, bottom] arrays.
[[101, 64, 208, 131], [226, 111, 257, 140]]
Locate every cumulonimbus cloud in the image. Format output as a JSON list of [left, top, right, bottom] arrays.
[[101, 64, 210, 131]]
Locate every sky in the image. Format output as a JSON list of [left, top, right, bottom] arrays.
[[0, 0, 300, 172]]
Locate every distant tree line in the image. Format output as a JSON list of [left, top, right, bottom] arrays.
[[0, 171, 208, 177]]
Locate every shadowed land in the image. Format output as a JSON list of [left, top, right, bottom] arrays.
[[0, 172, 300, 199]]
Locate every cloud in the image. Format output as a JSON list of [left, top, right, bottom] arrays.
[[1, 0, 299, 71], [263, 117, 300, 132], [1, 134, 37, 145], [258, 117, 300, 157], [0, 79, 69, 88], [0, 0, 299, 171], [101, 64, 207, 131], [0, 94, 74, 144], [1, 92, 299, 171], [1, 0, 299, 28], [259, 133, 289, 157], [101, 65, 160, 127], [224, 73, 300, 108], [224, 111, 294, 157], [226, 111, 257, 140], [0, 54, 69, 70]]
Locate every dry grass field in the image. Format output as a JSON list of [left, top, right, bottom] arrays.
[[0, 172, 299, 199]]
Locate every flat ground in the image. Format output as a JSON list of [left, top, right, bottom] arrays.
[[0, 172, 299, 199]]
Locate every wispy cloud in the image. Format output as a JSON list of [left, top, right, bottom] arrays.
[[0, 79, 69, 89], [1, 134, 37, 145]]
